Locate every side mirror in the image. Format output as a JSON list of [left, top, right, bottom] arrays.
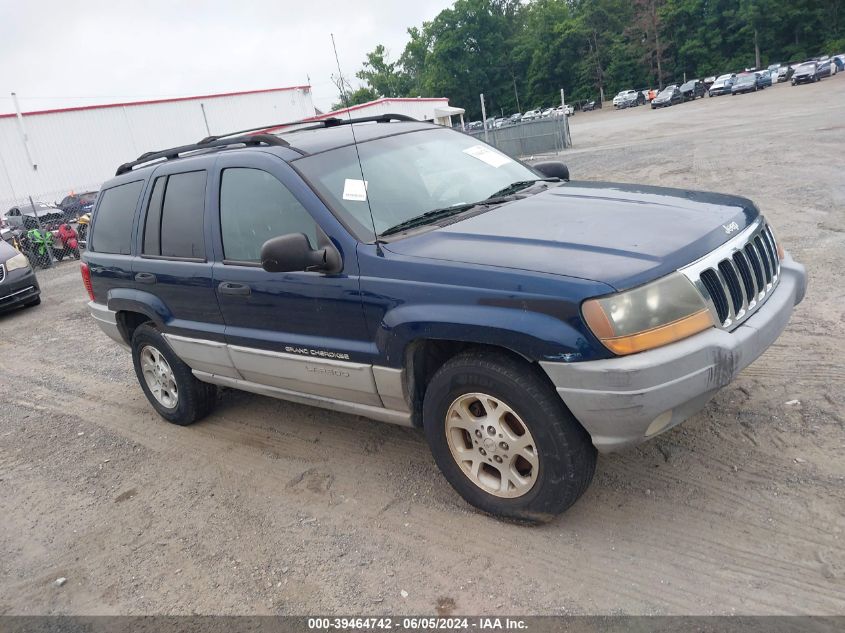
[[533, 161, 570, 181], [260, 229, 342, 274]]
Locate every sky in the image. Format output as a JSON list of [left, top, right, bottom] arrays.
[[0, 0, 454, 116]]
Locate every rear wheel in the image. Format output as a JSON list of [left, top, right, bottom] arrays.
[[422, 350, 596, 522], [131, 323, 216, 425]]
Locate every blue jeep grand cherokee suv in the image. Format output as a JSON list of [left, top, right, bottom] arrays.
[[82, 115, 806, 521]]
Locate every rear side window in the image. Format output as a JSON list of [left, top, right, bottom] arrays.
[[91, 180, 144, 255], [219, 168, 317, 262], [142, 171, 207, 259]]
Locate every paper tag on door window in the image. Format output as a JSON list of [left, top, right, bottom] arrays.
[[342, 178, 369, 201], [462, 145, 513, 168]]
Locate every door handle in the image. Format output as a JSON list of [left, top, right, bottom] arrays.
[[218, 282, 251, 296], [135, 272, 156, 284]]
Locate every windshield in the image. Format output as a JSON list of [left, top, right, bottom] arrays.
[[295, 127, 539, 240], [716, 74, 732, 81], [797, 63, 815, 71], [737, 75, 755, 83]]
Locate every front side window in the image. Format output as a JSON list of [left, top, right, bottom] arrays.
[[295, 128, 538, 239], [219, 168, 317, 262], [91, 180, 144, 255]]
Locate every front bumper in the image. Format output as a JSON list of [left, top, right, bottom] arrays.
[[540, 255, 806, 453], [0, 266, 40, 312]]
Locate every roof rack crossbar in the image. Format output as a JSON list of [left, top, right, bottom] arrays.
[[115, 134, 290, 176]]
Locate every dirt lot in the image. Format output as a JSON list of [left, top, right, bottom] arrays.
[[1, 78, 843, 616]]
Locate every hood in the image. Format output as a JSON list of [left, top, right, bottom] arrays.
[[384, 181, 760, 291]]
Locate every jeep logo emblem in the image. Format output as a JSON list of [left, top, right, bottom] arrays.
[[722, 221, 740, 234]]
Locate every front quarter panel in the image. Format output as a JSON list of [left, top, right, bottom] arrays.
[[358, 245, 615, 366]]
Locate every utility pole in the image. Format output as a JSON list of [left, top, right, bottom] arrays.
[[12, 93, 37, 170], [480, 93, 489, 143], [512, 75, 521, 113]]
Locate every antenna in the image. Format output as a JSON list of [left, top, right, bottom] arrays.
[[331, 33, 382, 253]]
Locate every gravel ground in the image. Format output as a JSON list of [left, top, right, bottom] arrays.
[[0, 77, 843, 616]]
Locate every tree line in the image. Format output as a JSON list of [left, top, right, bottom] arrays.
[[335, 0, 845, 118]]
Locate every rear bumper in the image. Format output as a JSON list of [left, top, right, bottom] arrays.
[[540, 255, 806, 453], [88, 301, 129, 348], [0, 267, 40, 312]]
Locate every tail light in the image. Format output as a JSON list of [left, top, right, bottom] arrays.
[[80, 262, 94, 301]]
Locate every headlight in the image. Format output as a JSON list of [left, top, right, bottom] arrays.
[[5, 252, 30, 272], [582, 273, 715, 355]]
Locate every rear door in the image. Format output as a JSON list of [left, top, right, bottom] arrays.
[[132, 157, 225, 348], [209, 151, 378, 406]]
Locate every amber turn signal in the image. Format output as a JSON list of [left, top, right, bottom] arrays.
[[592, 309, 714, 355]]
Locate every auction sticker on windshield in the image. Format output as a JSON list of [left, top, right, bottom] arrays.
[[462, 144, 512, 168], [342, 178, 369, 201]]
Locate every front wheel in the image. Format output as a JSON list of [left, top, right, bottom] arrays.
[[131, 323, 216, 425], [422, 350, 596, 522]]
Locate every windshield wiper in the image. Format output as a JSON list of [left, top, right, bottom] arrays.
[[485, 178, 559, 200], [380, 202, 481, 237], [378, 179, 559, 238]]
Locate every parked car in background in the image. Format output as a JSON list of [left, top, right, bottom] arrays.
[[57, 191, 98, 221], [613, 90, 639, 108], [5, 203, 66, 231], [508, 113, 522, 123], [0, 237, 41, 312], [833, 55, 845, 71], [709, 73, 737, 96], [815, 58, 833, 78], [651, 85, 683, 108], [777, 66, 790, 82], [581, 100, 597, 111], [679, 79, 706, 101], [792, 62, 819, 84], [703, 76, 716, 89], [493, 118, 507, 129], [732, 73, 761, 94], [522, 109, 541, 121], [755, 70, 773, 87]]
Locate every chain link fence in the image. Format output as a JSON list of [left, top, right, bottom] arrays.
[[467, 115, 572, 158], [1, 189, 95, 271]]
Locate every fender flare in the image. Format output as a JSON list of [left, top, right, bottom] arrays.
[[377, 303, 599, 366], [107, 288, 172, 331]]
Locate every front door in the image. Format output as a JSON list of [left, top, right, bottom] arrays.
[[210, 152, 378, 406]]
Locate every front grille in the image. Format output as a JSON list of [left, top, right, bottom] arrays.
[[681, 219, 781, 330], [0, 264, 5, 283]]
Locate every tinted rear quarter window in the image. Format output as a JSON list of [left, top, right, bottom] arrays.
[[91, 180, 144, 255]]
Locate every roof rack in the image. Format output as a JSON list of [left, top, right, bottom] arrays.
[[199, 112, 419, 143], [116, 114, 420, 176], [115, 133, 290, 176]]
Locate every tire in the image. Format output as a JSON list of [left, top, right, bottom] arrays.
[[131, 323, 216, 425], [422, 350, 596, 522]]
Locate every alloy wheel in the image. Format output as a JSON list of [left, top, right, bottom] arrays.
[[444, 393, 538, 498], [140, 345, 179, 409]]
